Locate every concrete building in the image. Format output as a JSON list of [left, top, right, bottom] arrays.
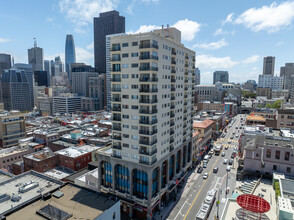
[[242, 80, 257, 91], [65, 34, 76, 81], [280, 63, 294, 91], [195, 85, 218, 102], [277, 108, 294, 129], [196, 101, 224, 112], [0, 112, 26, 148], [258, 74, 283, 90], [0, 53, 11, 103], [195, 67, 200, 85], [53, 95, 81, 114], [257, 87, 272, 99], [28, 40, 44, 72], [272, 89, 289, 99], [213, 71, 229, 84], [263, 56, 275, 76], [97, 27, 195, 219]]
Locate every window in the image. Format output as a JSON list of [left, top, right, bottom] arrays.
[[285, 152, 290, 161], [122, 64, 128, 68], [122, 53, 128, 58], [131, 135, 138, 140], [131, 115, 138, 120], [123, 134, 129, 138], [123, 125, 129, 128], [122, 74, 129, 78], [132, 126, 138, 130], [131, 145, 138, 150], [131, 74, 138, 78], [273, 165, 277, 171], [131, 85, 138, 89], [132, 105, 138, 110], [266, 149, 271, 158], [123, 143, 129, 148], [287, 167, 291, 173], [132, 41, 138, 46], [131, 52, 138, 57], [122, 115, 129, 119], [132, 95, 138, 99], [131, 63, 138, 68], [122, 85, 128, 89], [122, 42, 129, 47], [122, 105, 128, 109], [275, 150, 280, 160], [122, 95, 129, 99]]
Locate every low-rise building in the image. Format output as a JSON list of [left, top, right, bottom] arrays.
[[272, 90, 289, 99], [246, 115, 266, 126], [257, 87, 272, 99], [277, 108, 294, 129]]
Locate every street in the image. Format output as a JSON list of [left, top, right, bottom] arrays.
[[167, 114, 245, 220]]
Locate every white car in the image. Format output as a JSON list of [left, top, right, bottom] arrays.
[[203, 173, 209, 179], [223, 159, 228, 164], [226, 166, 231, 172], [221, 152, 226, 157]]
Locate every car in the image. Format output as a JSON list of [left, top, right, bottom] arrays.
[[234, 147, 238, 151], [203, 173, 209, 179], [226, 166, 231, 172], [223, 159, 228, 164], [222, 134, 226, 138], [231, 153, 235, 158], [235, 135, 238, 138], [197, 166, 203, 173], [221, 152, 226, 157], [213, 167, 218, 173], [228, 141, 231, 144], [203, 163, 207, 168], [230, 136, 234, 139], [229, 159, 233, 165], [232, 132, 235, 135], [240, 127, 242, 129], [225, 145, 228, 150]]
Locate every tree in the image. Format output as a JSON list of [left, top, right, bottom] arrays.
[[272, 100, 282, 109], [265, 103, 272, 108]]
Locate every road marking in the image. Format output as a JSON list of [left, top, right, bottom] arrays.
[[174, 200, 188, 220], [183, 148, 224, 220]]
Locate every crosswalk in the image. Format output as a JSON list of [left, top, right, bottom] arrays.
[[219, 138, 238, 143], [222, 143, 237, 148]]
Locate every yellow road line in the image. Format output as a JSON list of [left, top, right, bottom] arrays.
[[183, 148, 224, 220]]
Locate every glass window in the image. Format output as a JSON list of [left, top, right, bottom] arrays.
[[285, 152, 290, 161], [122, 74, 129, 78], [122, 115, 129, 119], [132, 41, 138, 46], [122, 53, 128, 58], [132, 105, 138, 109], [122, 64, 128, 68], [131, 63, 138, 68], [131, 53, 138, 57], [122, 42, 129, 47], [275, 150, 280, 160], [132, 95, 138, 99], [266, 149, 271, 158], [287, 167, 291, 173]]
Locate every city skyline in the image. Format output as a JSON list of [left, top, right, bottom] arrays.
[[1, 0, 294, 84]]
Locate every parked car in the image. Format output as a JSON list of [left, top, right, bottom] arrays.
[[225, 145, 228, 150], [223, 159, 228, 164], [221, 152, 226, 157], [203, 173, 209, 179], [229, 159, 233, 165], [226, 166, 231, 172], [203, 163, 207, 168], [197, 166, 203, 173], [231, 153, 235, 158], [213, 167, 218, 173]]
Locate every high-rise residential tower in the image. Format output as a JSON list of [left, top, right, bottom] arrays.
[[1, 68, 33, 111], [96, 27, 195, 219], [65, 34, 76, 82], [263, 56, 275, 76], [213, 71, 229, 84], [28, 40, 44, 72]]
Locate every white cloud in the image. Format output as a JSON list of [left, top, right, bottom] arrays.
[[59, 0, 119, 33], [196, 54, 238, 69], [242, 55, 260, 64], [128, 19, 200, 41], [276, 41, 284, 46], [213, 28, 235, 36], [173, 19, 200, 41], [86, 42, 94, 50], [222, 13, 234, 25], [0, 37, 11, 43], [141, 0, 159, 2], [193, 38, 227, 50], [76, 47, 94, 63], [235, 1, 294, 33]]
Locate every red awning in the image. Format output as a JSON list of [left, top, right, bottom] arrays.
[[237, 194, 270, 213]]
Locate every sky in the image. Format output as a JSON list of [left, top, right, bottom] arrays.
[[1, 0, 294, 84]]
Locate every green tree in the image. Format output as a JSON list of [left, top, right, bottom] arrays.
[[265, 103, 272, 108], [272, 100, 282, 109]]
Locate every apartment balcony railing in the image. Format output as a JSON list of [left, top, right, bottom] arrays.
[[170, 112, 175, 118], [184, 95, 188, 98], [170, 96, 175, 100], [139, 109, 158, 114], [171, 50, 176, 55], [139, 77, 158, 82], [193, 57, 195, 61], [184, 79, 188, 83], [113, 154, 122, 159], [185, 64, 189, 67], [184, 87, 188, 91], [171, 78, 176, 83], [139, 158, 157, 166], [111, 47, 121, 51], [139, 55, 158, 60], [185, 71, 188, 75], [113, 135, 122, 140], [170, 121, 175, 126], [171, 69, 176, 74], [110, 68, 121, 72], [185, 55, 189, 59], [111, 88, 121, 92], [112, 97, 121, 102], [111, 78, 121, 82], [170, 130, 174, 135], [139, 129, 157, 135], [171, 87, 176, 92], [112, 116, 121, 121], [111, 57, 121, 61], [139, 88, 158, 93], [139, 66, 158, 71], [113, 143, 122, 150], [184, 109, 187, 113], [139, 99, 158, 104], [170, 138, 174, 144], [139, 148, 157, 156], [170, 145, 174, 152], [139, 139, 157, 146], [171, 60, 176, 65], [171, 104, 175, 109], [139, 43, 159, 49], [139, 119, 158, 125], [111, 107, 121, 112], [112, 126, 121, 131]]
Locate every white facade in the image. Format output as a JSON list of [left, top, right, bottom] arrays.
[[258, 74, 283, 90], [53, 96, 81, 114]]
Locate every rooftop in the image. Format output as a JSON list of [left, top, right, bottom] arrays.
[[193, 119, 214, 129], [44, 167, 74, 180], [246, 115, 266, 122], [6, 183, 118, 220], [56, 147, 89, 158], [23, 147, 55, 161]]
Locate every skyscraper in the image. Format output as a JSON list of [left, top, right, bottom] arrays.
[[44, 60, 51, 86], [28, 40, 44, 72], [1, 68, 33, 111], [0, 53, 11, 102], [263, 56, 275, 76], [34, 71, 49, 87], [195, 67, 200, 85], [96, 27, 195, 219], [65, 34, 76, 82], [94, 10, 125, 73], [213, 71, 229, 84]]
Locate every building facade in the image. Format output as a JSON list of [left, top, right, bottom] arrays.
[[263, 56, 275, 76], [277, 108, 294, 129], [280, 63, 294, 91], [65, 34, 76, 81], [195, 85, 218, 102], [44, 60, 51, 86], [0, 53, 11, 103], [195, 67, 200, 85], [97, 27, 195, 219], [257, 87, 272, 99], [34, 70, 49, 87], [258, 74, 283, 90], [28, 41, 44, 72], [53, 96, 81, 114], [272, 90, 289, 99], [213, 71, 229, 84]]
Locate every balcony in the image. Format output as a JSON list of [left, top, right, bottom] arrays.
[[139, 77, 158, 82], [185, 71, 188, 75], [139, 43, 159, 49], [111, 46, 121, 51], [111, 107, 121, 112], [170, 96, 175, 100], [184, 116, 187, 121], [111, 57, 121, 62], [183, 131, 187, 136], [171, 69, 176, 74], [139, 88, 158, 93], [139, 129, 157, 135], [171, 60, 176, 65], [170, 112, 175, 118], [113, 143, 122, 150], [184, 102, 187, 105], [112, 116, 121, 121], [112, 97, 121, 102], [184, 109, 187, 113], [171, 87, 176, 92], [184, 79, 188, 83], [139, 99, 158, 104], [171, 78, 176, 83], [112, 126, 121, 131], [170, 121, 175, 126], [185, 64, 189, 67], [170, 145, 174, 152], [113, 153, 122, 159], [139, 139, 157, 146], [139, 148, 157, 156], [184, 87, 188, 91], [183, 124, 187, 128], [112, 88, 121, 92], [113, 135, 122, 140], [171, 104, 175, 109], [170, 138, 174, 144], [139, 66, 158, 71], [193, 57, 195, 61], [139, 55, 158, 60], [139, 108, 158, 114], [184, 95, 188, 98], [139, 158, 157, 166], [139, 119, 158, 125], [170, 130, 174, 135], [171, 50, 176, 55], [111, 78, 121, 82]]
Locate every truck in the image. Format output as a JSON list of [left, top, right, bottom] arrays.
[[214, 145, 222, 156]]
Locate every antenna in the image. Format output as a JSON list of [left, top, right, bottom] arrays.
[[33, 38, 37, 47]]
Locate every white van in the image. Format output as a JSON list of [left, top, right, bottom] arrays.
[[203, 155, 209, 163]]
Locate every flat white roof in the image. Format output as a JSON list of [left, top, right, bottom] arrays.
[[56, 147, 89, 158]]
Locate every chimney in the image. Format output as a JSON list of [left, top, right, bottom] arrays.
[[166, 24, 169, 38], [161, 25, 164, 37]]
